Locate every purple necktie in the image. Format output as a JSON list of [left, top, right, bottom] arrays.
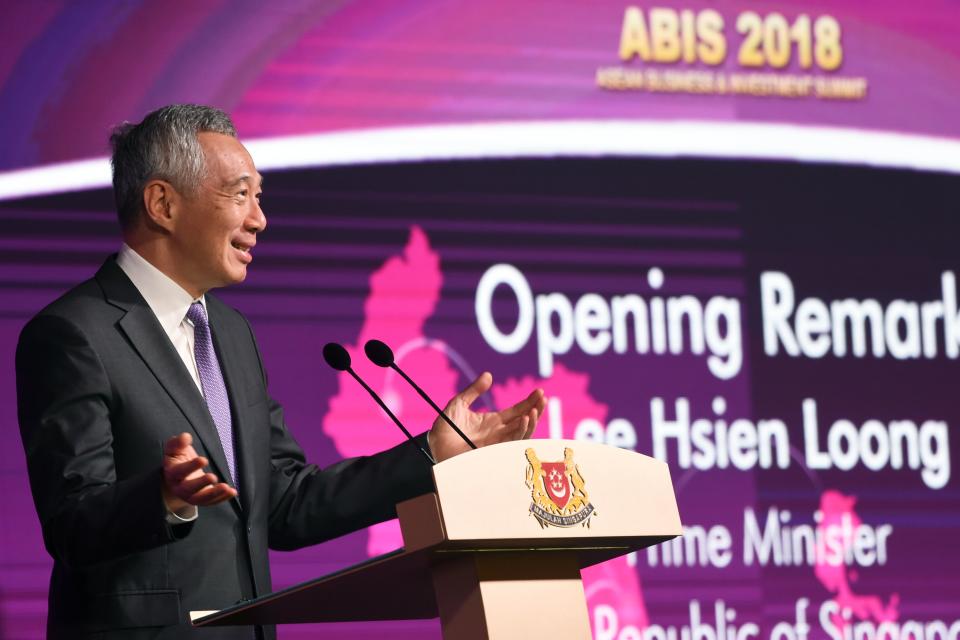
[[187, 301, 237, 487]]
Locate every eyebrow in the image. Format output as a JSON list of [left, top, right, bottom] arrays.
[[225, 173, 264, 190]]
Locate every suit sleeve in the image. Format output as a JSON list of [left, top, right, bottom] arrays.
[[16, 314, 188, 569], [236, 319, 436, 551], [266, 399, 435, 550]]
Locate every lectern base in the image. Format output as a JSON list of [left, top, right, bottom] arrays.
[[432, 552, 591, 640]]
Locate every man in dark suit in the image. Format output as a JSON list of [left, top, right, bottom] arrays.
[[16, 104, 544, 639]]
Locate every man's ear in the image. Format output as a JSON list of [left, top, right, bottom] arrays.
[[142, 179, 179, 232]]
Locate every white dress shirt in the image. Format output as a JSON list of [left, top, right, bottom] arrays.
[[117, 244, 206, 393], [117, 244, 204, 523]]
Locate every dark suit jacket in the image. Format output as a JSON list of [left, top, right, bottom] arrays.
[[16, 258, 435, 639]]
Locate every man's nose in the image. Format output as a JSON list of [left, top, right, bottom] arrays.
[[248, 200, 266, 233]]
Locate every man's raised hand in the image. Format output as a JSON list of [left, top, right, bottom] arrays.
[[428, 372, 546, 463], [162, 433, 236, 512]]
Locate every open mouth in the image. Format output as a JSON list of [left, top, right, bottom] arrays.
[[231, 240, 254, 264]]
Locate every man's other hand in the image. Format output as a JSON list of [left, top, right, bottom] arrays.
[[162, 433, 237, 512], [428, 372, 545, 463]]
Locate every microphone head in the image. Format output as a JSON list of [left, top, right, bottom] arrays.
[[322, 343, 352, 371], [364, 339, 395, 367]]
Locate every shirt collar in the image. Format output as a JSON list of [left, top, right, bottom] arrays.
[[116, 243, 206, 339]]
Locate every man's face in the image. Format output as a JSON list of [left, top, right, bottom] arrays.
[[172, 132, 265, 295]]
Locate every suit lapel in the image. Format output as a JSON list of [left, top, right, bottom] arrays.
[[97, 259, 241, 513], [208, 300, 257, 515]]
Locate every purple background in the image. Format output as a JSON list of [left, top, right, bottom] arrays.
[[1, 0, 960, 172], [1, 2, 959, 639]]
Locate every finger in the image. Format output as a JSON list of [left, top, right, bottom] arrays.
[[503, 414, 528, 439], [166, 455, 207, 476], [523, 408, 539, 439], [176, 472, 219, 496], [498, 388, 544, 423], [186, 482, 223, 504], [191, 483, 237, 506], [516, 406, 541, 440], [163, 432, 193, 456], [192, 484, 235, 506], [536, 393, 547, 414], [457, 371, 493, 407], [165, 456, 209, 482]]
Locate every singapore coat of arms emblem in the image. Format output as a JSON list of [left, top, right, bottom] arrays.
[[525, 447, 596, 528]]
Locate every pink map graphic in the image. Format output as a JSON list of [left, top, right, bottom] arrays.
[[815, 490, 899, 631], [321, 226, 648, 635]]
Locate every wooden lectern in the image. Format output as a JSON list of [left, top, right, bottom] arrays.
[[191, 439, 681, 638]]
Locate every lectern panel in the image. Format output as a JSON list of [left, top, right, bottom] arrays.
[[431, 439, 682, 542]]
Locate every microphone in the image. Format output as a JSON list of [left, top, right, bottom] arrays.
[[364, 339, 477, 450], [322, 343, 436, 465]]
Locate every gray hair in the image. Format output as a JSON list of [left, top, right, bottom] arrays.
[[109, 104, 237, 230]]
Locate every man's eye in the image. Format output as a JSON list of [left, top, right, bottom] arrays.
[[238, 190, 248, 197]]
